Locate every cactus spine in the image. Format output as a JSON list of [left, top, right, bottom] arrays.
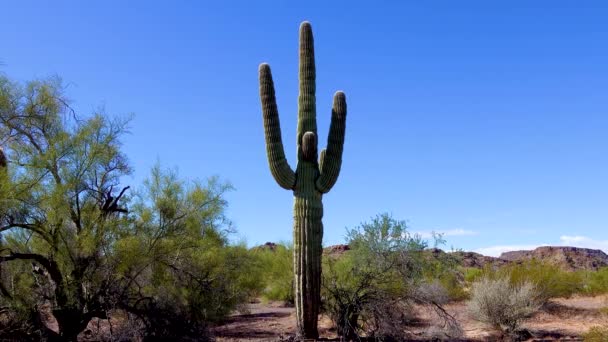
[[259, 21, 347, 339]]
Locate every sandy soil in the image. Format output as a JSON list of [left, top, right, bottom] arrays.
[[212, 295, 608, 341], [212, 301, 337, 341]]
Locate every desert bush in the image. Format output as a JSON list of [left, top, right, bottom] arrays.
[[0, 75, 134, 340], [504, 260, 583, 302], [583, 326, 608, 342], [464, 267, 483, 283], [252, 242, 294, 303], [476, 259, 584, 304], [322, 213, 461, 340], [468, 275, 541, 334], [0, 75, 259, 341], [435, 270, 468, 301], [581, 267, 608, 296], [117, 165, 262, 340], [418, 247, 468, 302]]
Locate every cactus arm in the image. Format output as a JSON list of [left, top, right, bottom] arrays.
[[316, 91, 347, 193], [259, 63, 296, 190], [318, 148, 326, 172], [297, 22, 317, 159]]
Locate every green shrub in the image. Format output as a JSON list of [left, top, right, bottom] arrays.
[[322, 214, 462, 340], [478, 259, 583, 303], [253, 243, 294, 303], [507, 260, 583, 301], [468, 261, 608, 301], [464, 267, 483, 283], [437, 270, 468, 301], [583, 326, 608, 342], [581, 267, 608, 296]]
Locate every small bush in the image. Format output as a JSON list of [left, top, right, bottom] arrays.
[[464, 267, 483, 283], [468, 275, 541, 334], [253, 243, 294, 303], [583, 326, 608, 342], [476, 259, 584, 303], [322, 213, 460, 340], [502, 260, 583, 302], [581, 267, 608, 296], [437, 271, 468, 301]]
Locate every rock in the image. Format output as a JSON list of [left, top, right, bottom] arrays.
[[323, 244, 350, 256], [252, 242, 279, 252], [452, 251, 510, 269], [499, 246, 608, 271]]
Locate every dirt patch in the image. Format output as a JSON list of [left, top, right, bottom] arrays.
[[212, 296, 608, 341], [212, 301, 335, 341]]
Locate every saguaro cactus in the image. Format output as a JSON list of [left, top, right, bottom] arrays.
[[0, 148, 6, 169], [258, 21, 347, 339]]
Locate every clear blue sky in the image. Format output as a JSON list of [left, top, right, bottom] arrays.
[[2, 1, 607, 255]]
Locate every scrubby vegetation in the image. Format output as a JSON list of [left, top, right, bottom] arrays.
[[2, 74, 608, 341], [584, 326, 608, 342], [469, 260, 608, 302], [0, 75, 261, 341], [322, 214, 462, 340], [252, 242, 294, 303], [468, 276, 540, 335]]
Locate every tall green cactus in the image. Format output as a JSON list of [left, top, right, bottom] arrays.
[[0, 148, 6, 169], [258, 21, 347, 339]]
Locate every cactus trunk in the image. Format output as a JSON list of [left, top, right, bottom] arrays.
[[259, 21, 347, 339], [293, 163, 323, 338]]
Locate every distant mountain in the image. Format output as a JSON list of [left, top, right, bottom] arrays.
[[450, 251, 510, 269], [259, 243, 608, 271], [323, 244, 350, 256], [499, 246, 608, 271], [252, 242, 280, 251]]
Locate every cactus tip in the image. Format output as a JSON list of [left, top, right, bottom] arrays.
[[300, 21, 312, 29], [302, 131, 318, 162], [334, 91, 346, 102]]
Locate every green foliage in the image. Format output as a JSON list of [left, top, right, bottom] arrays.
[[475, 259, 584, 303], [466, 262, 608, 302], [580, 267, 608, 296], [253, 243, 294, 303], [322, 213, 461, 340], [583, 326, 608, 342], [436, 270, 468, 301], [0, 75, 132, 339], [505, 260, 583, 301], [464, 267, 483, 283], [0, 75, 258, 340], [117, 164, 260, 338]]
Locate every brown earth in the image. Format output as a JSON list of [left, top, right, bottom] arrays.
[[212, 295, 608, 341]]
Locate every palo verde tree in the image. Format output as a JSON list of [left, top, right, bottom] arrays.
[[258, 21, 347, 339], [0, 75, 131, 341], [115, 164, 261, 340]]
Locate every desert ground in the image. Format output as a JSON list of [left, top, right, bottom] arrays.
[[211, 295, 608, 341]]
